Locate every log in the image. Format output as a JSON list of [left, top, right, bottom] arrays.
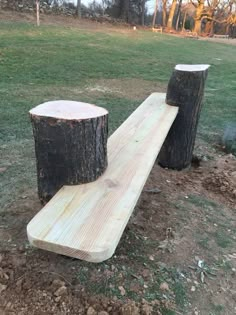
[[158, 64, 210, 170], [30, 100, 108, 203]]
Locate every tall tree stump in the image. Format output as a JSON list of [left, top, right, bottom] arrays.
[[30, 100, 108, 203], [158, 64, 210, 170]]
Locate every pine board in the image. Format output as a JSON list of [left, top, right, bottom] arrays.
[[27, 93, 178, 262]]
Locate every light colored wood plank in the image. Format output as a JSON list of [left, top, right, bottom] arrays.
[[27, 93, 178, 263]]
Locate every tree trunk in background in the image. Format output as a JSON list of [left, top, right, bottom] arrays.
[[120, 0, 130, 23], [193, 0, 204, 34], [210, 21, 215, 35], [76, 0, 81, 18], [158, 64, 210, 170], [175, 0, 182, 30], [162, 0, 167, 26], [141, 0, 145, 26], [36, 0, 40, 26], [182, 10, 187, 30], [152, 0, 158, 27], [30, 101, 108, 204], [205, 0, 218, 35], [167, 0, 177, 29], [205, 21, 212, 34]]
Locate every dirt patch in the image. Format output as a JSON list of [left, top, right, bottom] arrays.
[[0, 151, 236, 314], [199, 37, 236, 46], [203, 155, 236, 202], [84, 79, 165, 101]]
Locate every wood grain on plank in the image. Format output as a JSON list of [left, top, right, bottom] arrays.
[[27, 93, 178, 262]]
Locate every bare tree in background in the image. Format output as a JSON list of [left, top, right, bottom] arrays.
[[152, 0, 158, 27], [36, 0, 40, 26], [141, 0, 146, 25], [76, 0, 81, 17], [192, 0, 205, 33], [175, 0, 183, 29], [162, 0, 167, 26], [167, 0, 177, 28], [122, 0, 130, 23]]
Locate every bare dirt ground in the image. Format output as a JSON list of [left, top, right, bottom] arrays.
[[0, 151, 235, 315]]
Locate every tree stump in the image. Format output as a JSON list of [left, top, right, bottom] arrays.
[[30, 100, 108, 203], [158, 64, 210, 170]]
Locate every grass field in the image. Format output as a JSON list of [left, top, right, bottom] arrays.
[[0, 17, 236, 315], [0, 20, 235, 211]]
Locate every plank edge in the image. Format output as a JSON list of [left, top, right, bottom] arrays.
[[27, 227, 115, 263]]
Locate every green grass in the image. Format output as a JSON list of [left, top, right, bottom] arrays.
[[197, 235, 210, 249], [209, 304, 225, 315], [214, 231, 232, 248], [0, 20, 236, 210]]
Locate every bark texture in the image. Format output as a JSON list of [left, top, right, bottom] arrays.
[[158, 65, 209, 170], [193, 0, 204, 34], [30, 111, 108, 203], [162, 0, 167, 26], [167, 0, 177, 29]]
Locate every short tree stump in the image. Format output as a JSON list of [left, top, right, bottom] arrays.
[[30, 100, 108, 203]]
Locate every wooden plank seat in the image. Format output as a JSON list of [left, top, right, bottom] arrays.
[[152, 26, 163, 33], [27, 93, 178, 263], [184, 31, 198, 39], [213, 34, 229, 39]]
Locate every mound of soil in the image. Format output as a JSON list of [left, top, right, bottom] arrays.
[[202, 154, 236, 202]]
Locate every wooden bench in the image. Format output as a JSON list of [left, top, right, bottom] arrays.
[[27, 93, 178, 262], [152, 27, 163, 33], [184, 31, 198, 39], [213, 34, 229, 39]]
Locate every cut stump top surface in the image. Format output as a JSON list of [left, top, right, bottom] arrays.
[[29, 100, 108, 120], [175, 64, 210, 72]]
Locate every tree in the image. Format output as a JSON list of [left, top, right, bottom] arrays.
[[204, 0, 219, 34], [162, 0, 167, 26], [192, 0, 205, 33], [175, 0, 183, 29], [36, 0, 40, 26], [105, 0, 149, 24], [76, 0, 81, 18], [192, 0, 236, 35], [140, 0, 146, 25], [152, 0, 158, 26], [167, 0, 177, 28]]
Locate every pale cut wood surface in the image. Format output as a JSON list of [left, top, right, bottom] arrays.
[[30, 100, 108, 120], [27, 93, 178, 263], [175, 64, 210, 72]]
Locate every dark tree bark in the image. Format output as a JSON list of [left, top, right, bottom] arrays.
[[121, 0, 130, 23], [140, 0, 145, 26], [158, 64, 210, 170], [175, 0, 182, 30], [30, 101, 108, 203]]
